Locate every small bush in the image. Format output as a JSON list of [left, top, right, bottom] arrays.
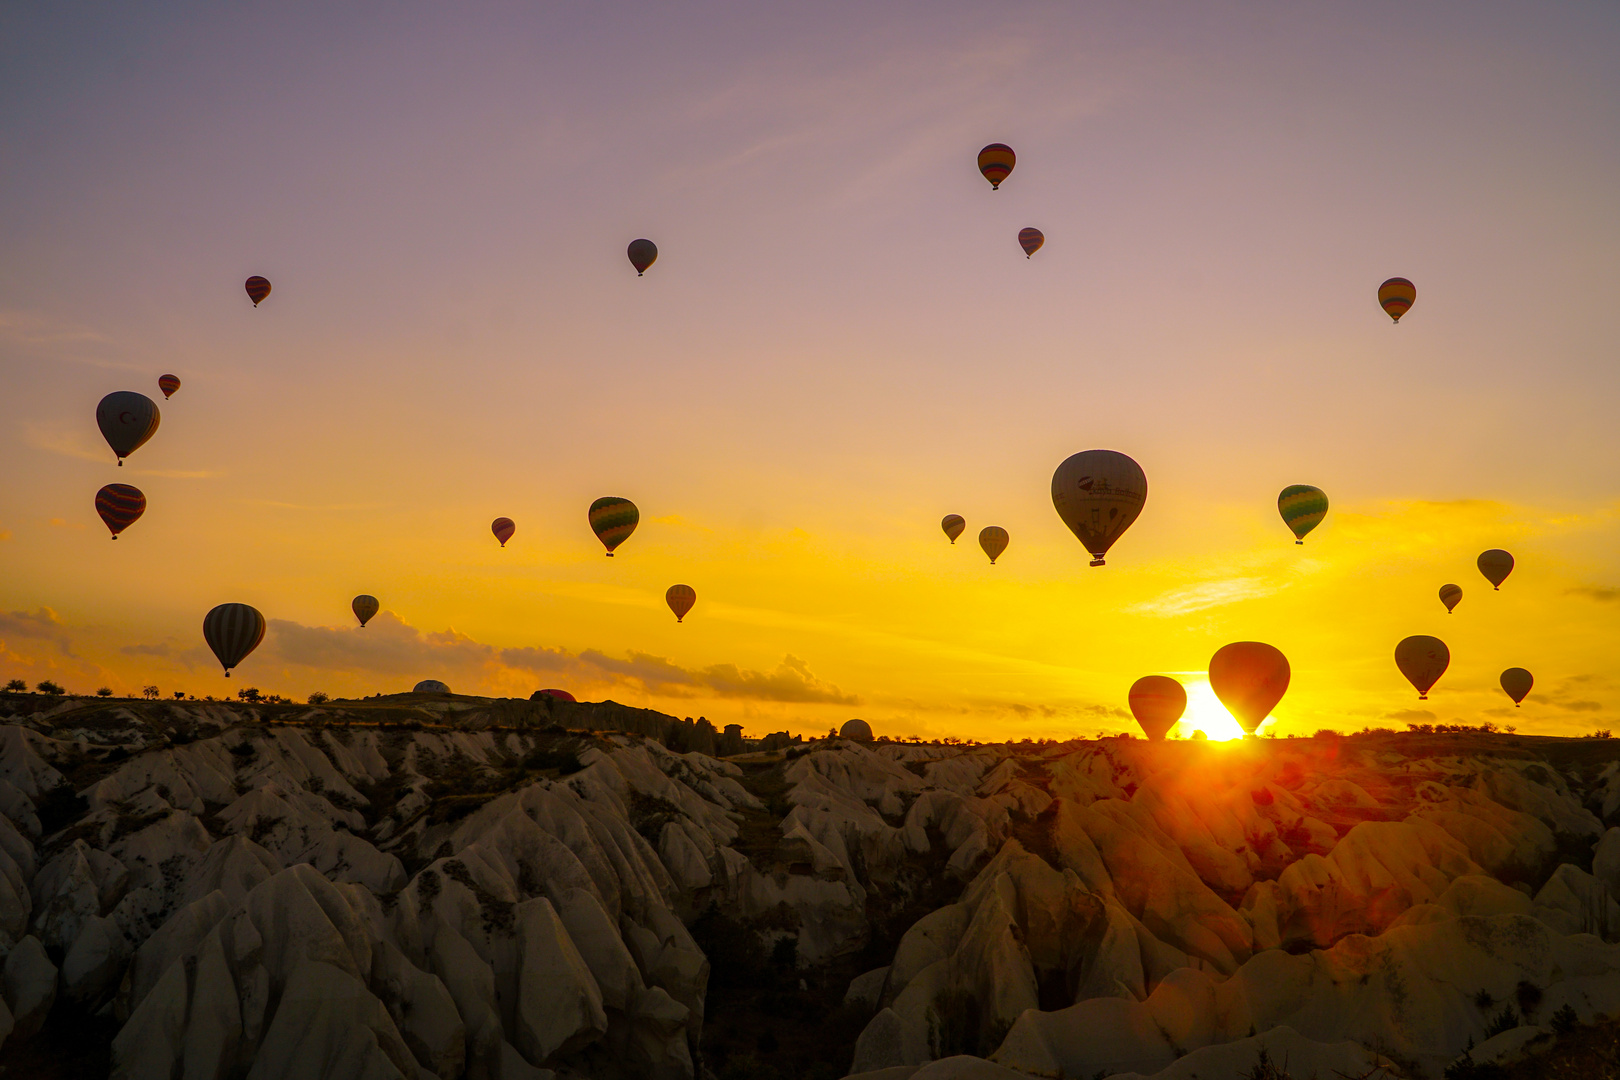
[[3, 679, 25, 693], [1515, 979, 1543, 1018], [173, 690, 187, 699], [142, 686, 159, 699], [1551, 1003, 1580, 1034], [1246, 1048, 1293, 1079], [36, 680, 64, 695], [1484, 1003, 1519, 1038], [1472, 989, 1495, 1010], [308, 691, 329, 705], [95, 687, 113, 697]]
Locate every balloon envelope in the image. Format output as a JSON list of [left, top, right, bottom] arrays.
[[1439, 584, 1463, 613], [96, 391, 161, 464], [666, 584, 696, 623], [535, 688, 576, 702], [1018, 228, 1044, 258], [589, 497, 639, 555], [1129, 676, 1187, 741], [977, 143, 1015, 189], [1500, 667, 1533, 705], [414, 679, 450, 694], [978, 526, 1008, 564], [627, 239, 658, 276], [158, 374, 181, 399], [245, 276, 272, 306], [1277, 485, 1328, 543], [1395, 635, 1449, 699], [203, 603, 266, 676], [352, 594, 379, 628], [491, 517, 515, 547], [1209, 642, 1290, 734], [1378, 277, 1415, 322], [1051, 450, 1147, 566], [941, 515, 966, 544], [1478, 549, 1514, 590], [95, 484, 146, 539]]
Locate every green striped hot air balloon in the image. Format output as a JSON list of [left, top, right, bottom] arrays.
[[589, 497, 639, 556], [1277, 485, 1328, 544]]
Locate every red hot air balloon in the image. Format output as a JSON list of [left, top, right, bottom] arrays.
[[941, 515, 966, 544], [245, 276, 272, 306], [1018, 228, 1044, 258], [977, 144, 1016, 189], [1209, 642, 1291, 735], [95, 484, 146, 539], [158, 374, 181, 399], [492, 518, 515, 547], [534, 688, 577, 702], [627, 239, 658, 276]]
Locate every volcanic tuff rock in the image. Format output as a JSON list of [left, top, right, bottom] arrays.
[[0, 693, 1619, 1079]]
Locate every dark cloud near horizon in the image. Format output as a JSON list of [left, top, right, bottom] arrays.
[[1568, 586, 1620, 603], [1384, 708, 1436, 724], [0, 607, 76, 657]]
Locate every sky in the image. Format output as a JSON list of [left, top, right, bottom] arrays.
[[2, 1, 1618, 741]]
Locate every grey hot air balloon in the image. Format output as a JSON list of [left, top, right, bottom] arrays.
[[1051, 450, 1147, 566], [1478, 550, 1514, 590], [1395, 635, 1449, 700], [352, 595, 379, 628], [96, 391, 161, 465], [203, 603, 266, 677]]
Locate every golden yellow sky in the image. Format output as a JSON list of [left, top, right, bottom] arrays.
[[3, 3, 1618, 739]]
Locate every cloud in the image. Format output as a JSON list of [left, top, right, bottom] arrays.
[[1384, 709, 1436, 724], [0, 607, 76, 656], [1553, 700, 1603, 713], [1569, 586, 1620, 603], [1124, 577, 1276, 617]]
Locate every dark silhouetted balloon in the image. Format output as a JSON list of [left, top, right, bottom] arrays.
[[245, 276, 272, 306], [534, 688, 576, 702], [352, 594, 379, 628], [1500, 667, 1533, 706], [1209, 642, 1290, 734], [666, 584, 696, 623], [1378, 277, 1415, 323], [158, 374, 181, 399], [1478, 549, 1514, 590], [589, 497, 639, 555], [1052, 450, 1147, 566], [627, 239, 658, 276], [1018, 228, 1044, 258], [1395, 635, 1449, 699], [1277, 485, 1328, 544], [979, 526, 1008, 564], [414, 679, 449, 694], [977, 144, 1015, 189], [1129, 676, 1187, 741], [492, 518, 515, 547], [96, 391, 161, 465], [203, 603, 266, 677], [941, 515, 965, 544], [1439, 584, 1462, 614], [95, 484, 146, 539]]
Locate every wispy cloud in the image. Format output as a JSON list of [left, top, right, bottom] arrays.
[[1124, 576, 1277, 618], [0, 607, 76, 656], [1569, 586, 1620, 603]]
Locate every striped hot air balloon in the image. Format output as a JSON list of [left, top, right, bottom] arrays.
[[979, 526, 1008, 564], [95, 484, 146, 539], [203, 603, 266, 677], [158, 374, 181, 399], [1439, 583, 1462, 613], [96, 391, 161, 465], [1378, 277, 1415, 323], [589, 497, 639, 556], [245, 276, 272, 306], [1018, 228, 1044, 258], [941, 514, 965, 544], [352, 594, 379, 628], [491, 517, 515, 547], [666, 584, 696, 623], [977, 143, 1015, 189], [627, 239, 658, 276], [1277, 485, 1329, 544]]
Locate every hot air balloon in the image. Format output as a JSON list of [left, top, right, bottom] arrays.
[[158, 374, 181, 399], [414, 679, 450, 694], [533, 688, 576, 702], [627, 239, 658, 276], [1478, 549, 1514, 590], [1128, 676, 1187, 741], [1277, 485, 1328, 544], [491, 518, 515, 547], [96, 391, 161, 465], [1209, 642, 1290, 735], [979, 526, 1008, 564], [1051, 450, 1147, 566], [1378, 277, 1415, 323], [95, 484, 146, 539], [666, 584, 696, 623], [1439, 584, 1463, 614], [977, 144, 1015, 189], [1395, 635, 1449, 699], [941, 515, 966, 544], [1500, 667, 1533, 707], [245, 276, 272, 306], [203, 603, 266, 677], [1018, 228, 1044, 258], [352, 594, 379, 628], [589, 497, 639, 556]]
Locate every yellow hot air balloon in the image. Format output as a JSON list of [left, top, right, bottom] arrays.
[[666, 584, 696, 623], [1478, 549, 1514, 590], [1209, 643, 1290, 735], [1378, 277, 1415, 323], [1500, 668, 1533, 706], [1051, 450, 1147, 566], [941, 515, 966, 544], [1395, 635, 1449, 699], [1439, 584, 1462, 614], [352, 594, 379, 628], [1128, 676, 1187, 741], [979, 526, 1008, 564]]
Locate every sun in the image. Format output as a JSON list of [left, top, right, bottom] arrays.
[[1172, 677, 1250, 741]]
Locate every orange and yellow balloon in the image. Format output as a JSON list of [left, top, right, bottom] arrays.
[[666, 584, 696, 623], [1378, 277, 1415, 323], [977, 143, 1015, 189], [978, 526, 1008, 564]]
